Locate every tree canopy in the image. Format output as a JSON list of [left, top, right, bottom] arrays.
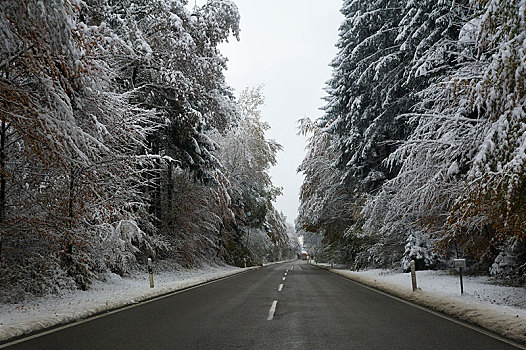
[[299, 0, 526, 277], [0, 0, 297, 302]]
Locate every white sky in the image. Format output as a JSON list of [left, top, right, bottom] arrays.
[[197, 0, 343, 224]]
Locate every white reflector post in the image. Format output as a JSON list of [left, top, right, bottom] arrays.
[[148, 257, 154, 288]]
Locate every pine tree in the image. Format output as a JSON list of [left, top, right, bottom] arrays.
[[365, 0, 526, 272], [322, 0, 406, 192], [302, 0, 472, 268]]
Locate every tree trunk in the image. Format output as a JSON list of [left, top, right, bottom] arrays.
[[68, 167, 75, 220], [0, 118, 6, 257], [167, 160, 173, 222], [149, 140, 162, 223], [64, 167, 76, 258]]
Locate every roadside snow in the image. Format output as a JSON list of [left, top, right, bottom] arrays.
[[358, 269, 526, 309], [0, 265, 255, 343], [315, 264, 526, 344]]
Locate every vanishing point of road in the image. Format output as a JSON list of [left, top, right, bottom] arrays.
[[1, 261, 522, 350]]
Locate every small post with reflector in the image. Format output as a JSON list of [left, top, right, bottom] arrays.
[[410, 260, 418, 292], [148, 257, 154, 288], [454, 259, 466, 295]]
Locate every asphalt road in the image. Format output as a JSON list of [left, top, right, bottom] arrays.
[[2, 261, 521, 349]]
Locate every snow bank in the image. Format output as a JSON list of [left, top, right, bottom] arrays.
[[315, 264, 526, 344], [0, 265, 257, 343]]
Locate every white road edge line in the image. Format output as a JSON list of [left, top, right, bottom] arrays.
[[267, 300, 278, 320], [0, 269, 257, 349], [327, 269, 526, 350], [278, 284, 283, 292]]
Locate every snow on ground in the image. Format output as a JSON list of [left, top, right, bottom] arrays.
[[314, 263, 526, 344], [359, 269, 526, 309], [0, 264, 255, 343]]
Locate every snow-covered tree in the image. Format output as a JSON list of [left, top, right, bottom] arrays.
[[300, 0, 478, 269], [213, 87, 293, 264], [216, 87, 281, 224], [98, 0, 240, 175], [297, 118, 354, 250], [361, 0, 526, 273], [442, 0, 526, 263], [321, 0, 406, 193], [0, 0, 165, 298], [80, 0, 244, 267], [0, 0, 296, 302]]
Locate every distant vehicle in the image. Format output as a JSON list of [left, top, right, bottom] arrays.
[[301, 251, 308, 260]]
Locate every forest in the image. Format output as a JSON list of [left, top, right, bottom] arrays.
[[0, 0, 298, 303], [298, 0, 526, 280]]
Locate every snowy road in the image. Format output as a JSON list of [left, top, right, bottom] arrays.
[[1, 261, 520, 349]]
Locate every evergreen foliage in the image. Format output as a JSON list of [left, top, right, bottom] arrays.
[[299, 0, 526, 278]]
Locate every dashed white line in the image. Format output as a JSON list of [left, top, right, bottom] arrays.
[[267, 300, 278, 320], [282, 277, 286, 281], [278, 284, 284, 292], [284, 272, 287, 276]]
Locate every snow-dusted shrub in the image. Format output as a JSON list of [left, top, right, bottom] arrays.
[[401, 234, 434, 272], [0, 251, 76, 303], [490, 240, 526, 279], [90, 221, 165, 276]]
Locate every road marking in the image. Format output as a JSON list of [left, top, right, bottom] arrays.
[[0, 268, 258, 349], [278, 284, 283, 292], [297, 265, 302, 271], [267, 300, 278, 320], [284, 272, 287, 276], [282, 277, 286, 281], [323, 269, 526, 350]]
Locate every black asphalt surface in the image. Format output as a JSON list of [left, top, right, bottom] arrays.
[[2, 260, 521, 349]]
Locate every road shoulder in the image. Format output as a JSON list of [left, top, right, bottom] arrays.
[[0, 265, 259, 345], [310, 263, 526, 347]]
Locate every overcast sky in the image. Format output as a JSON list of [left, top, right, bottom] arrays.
[[199, 0, 343, 224]]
